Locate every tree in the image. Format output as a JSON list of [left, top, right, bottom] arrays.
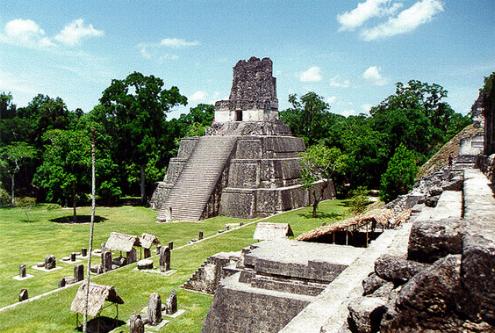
[[0, 142, 36, 205], [33, 130, 91, 221], [281, 92, 330, 145], [300, 145, 348, 217], [380, 144, 418, 202], [98, 72, 187, 203]]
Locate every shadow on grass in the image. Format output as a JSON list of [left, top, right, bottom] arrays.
[[76, 317, 125, 333], [298, 212, 343, 220], [50, 215, 107, 223]]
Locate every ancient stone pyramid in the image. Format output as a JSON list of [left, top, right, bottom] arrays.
[[151, 57, 335, 222]]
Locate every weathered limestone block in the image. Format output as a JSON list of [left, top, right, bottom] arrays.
[[374, 255, 427, 286], [408, 218, 463, 263], [44, 255, 56, 270], [460, 225, 495, 324], [58, 278, 66, 288], [381, 255, 463, 332], [160, 246, 170, 272], [165, 289, 177, 315], [74, 264, 84, 282], [129, 314, 145, 333], [147, 293, 162, 326], [371, 282, 395, 298], [137, 259, 153, 270], [101, 251, 112, 273], [19, 264, 26, 278], [348, 296, 387, 333], [362, 273, 386, 296], [19, 289, 28, 301]]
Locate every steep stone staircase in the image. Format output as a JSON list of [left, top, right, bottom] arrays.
[[157, 136, 237, 222]]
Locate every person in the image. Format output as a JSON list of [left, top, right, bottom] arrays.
[[448, 153, 453, 168]]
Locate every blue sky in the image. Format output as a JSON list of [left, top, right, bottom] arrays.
[[1, 0, 494, 117]]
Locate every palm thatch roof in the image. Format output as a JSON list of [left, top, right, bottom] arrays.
[[139, 233, 160, 249], [104, 232, 140, 252], [70, 283, 124, 317], [297, 208, 411, 241], [253, 222, 294, 241]]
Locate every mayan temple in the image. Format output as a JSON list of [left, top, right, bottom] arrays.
[[151, 56, 334, 221]]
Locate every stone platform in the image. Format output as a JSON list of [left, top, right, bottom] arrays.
[[202, 240, 363, 333]]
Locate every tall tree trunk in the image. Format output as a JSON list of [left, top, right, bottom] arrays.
[[10, 173, 15, 206], [140, 165, 146, 204]]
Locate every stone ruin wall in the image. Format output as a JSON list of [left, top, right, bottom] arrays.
[[202, 276, 311, 333], [220, 136, 335, 218]]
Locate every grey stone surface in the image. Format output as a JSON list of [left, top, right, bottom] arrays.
[[362, 273, 386, 296], [348, 296, 387, 333], [165, 289, 177, 315], [44, 255, 56, 270], [160, 246, 170, 272], [129, 314, 145, 333], [19, 264, 26, 278], [74, 264, 84, 282], [374, 255, 428, 286], [19, 289, 28, 302], [101, 250, 112, 273], [381, 255, 463, 332], [282, 224, 412, 333], [202, 273, 313, 333], [147, 293, 162, 326], [408, 217, 463, 263], [137, 259, 153, 270], [183, 251, 241, 294]]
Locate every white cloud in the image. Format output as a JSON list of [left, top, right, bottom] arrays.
[[0, 69, 36, 94], [326, 96, 337, 104], [299, 66, 322, 82], [361, 0, 444, 41], [55, 18, 105, 46], [329, 75, 351, 88], [361, 103, 374, 113], [363, 66, 388, 86], [189, 90, 208, 103], [337, 0, 387, 31], [337, 0, 403, 31], [0, 18, 103, 49], [160, 38, 200, 48], [55, 18, 103, 46], [0, 18, 55, 48]]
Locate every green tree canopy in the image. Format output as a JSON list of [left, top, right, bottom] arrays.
[[97, 72, 187, 202], [380, 144, 418, 202], [300, 144, 348, 217]]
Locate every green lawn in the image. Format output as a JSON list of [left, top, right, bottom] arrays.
[[0, 200, 349, 332]]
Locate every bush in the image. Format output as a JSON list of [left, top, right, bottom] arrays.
[[349, 186, 369, 214], [0, 187, 10, 207], [380, 144, 418, 202], [16, 196, 37, 207]]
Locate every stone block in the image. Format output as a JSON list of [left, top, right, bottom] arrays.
[[147, 293, 162, 326], [374, 255, 428, 286], [408, 218, 463, 263], [362, 273, 386, 296], [348, 296, 387, 333]]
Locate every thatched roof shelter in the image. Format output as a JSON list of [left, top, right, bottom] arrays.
[[104, 232, 140, 252], [70, 283, 124, 317], [139, 233, 160, 249], [297, 208, 410, 242], [253, 222, 294, 241]]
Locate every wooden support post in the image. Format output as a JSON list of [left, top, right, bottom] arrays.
[[345, 230, 349, 245], [332, 232, 336, 244], [365, 223, 369, 248]]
